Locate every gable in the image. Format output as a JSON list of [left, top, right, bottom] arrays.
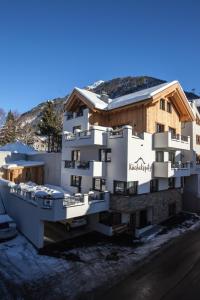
[[64, 92, 93, 112], [65, 82, 195, 123]]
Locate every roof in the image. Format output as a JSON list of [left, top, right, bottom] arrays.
[[3, 160, 44, 169], [0, 141, 37, 154], [74, 88, 108, 110], [72, 81, 178, 111], [108, 81, 178, 110]]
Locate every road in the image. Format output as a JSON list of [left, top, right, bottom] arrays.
[[102, 228, 200, 300]]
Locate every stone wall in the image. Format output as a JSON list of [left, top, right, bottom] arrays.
[[110, 189, 182, 224]]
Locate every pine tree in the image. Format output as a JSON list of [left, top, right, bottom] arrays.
[[0, 111, 17, 145], [38, 101, 62, 151]]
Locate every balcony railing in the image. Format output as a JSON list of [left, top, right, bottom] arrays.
[[171, 162, 189, 169], [171, 133, 189, 142], [65, 110, 85, 121], [78, 130, 92, 138], [64, 160, 75, 168], [109, 128, 124, 137], [65, 133, 76, 140], [77, 161, 90, 169]]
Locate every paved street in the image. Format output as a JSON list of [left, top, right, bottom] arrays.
[[102, 228, 200, 300]]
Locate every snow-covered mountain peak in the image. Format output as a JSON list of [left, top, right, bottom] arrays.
[[86, 80, 104, 90]]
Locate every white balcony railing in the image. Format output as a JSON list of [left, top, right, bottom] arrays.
[[154, 131, 190, 150], [5, 182, 109, 221], [154, 161, 191, 178], [63, 126, 107, 147]]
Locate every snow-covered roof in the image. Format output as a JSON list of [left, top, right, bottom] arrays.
[[73, 81, 178, 111], [3, 160, 44, 169], [75, 87, 108, 110], [108, 81, 178, 110], [0, 141, 37, 154]]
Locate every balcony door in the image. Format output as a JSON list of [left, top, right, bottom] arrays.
[[169, 127, 176, 138], [71, 150, 80, 162], [169, 151, 176, 165]]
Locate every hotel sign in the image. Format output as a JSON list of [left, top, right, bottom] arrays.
[[129, 157, 152, 172]]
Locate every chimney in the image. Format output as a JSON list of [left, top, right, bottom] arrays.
[[100, 91, 111, 103]]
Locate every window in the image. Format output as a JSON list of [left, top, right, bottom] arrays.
[[156, 123, 165, 133], [99, 149, 111, 162], [71, 150, 80, 161], [73, 125, 81, 133], [169, 151, 176, 165], [156, 151, 164, 162], [93, 178, 106, 192], [139, 209, 148, 228], [196, 154, 200, 165], [168, 177, 175, 189], [150, 179, 158, 193], [99, 212, 121, 226], [71, 175, 82, 187], [167, 102, 172, 113], [168, 203, 176, 217], [114, 181, 138, 195], [196, 115, 200, 126], [66, 111, 73, 120], [160, 99, 165, 111], [76, 105, 86, 117], [196, 135, 200, 145], [181, 177, 185, 188], [169, 127, 176, 137]]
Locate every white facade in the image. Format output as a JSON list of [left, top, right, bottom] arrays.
[[62, 110, 192, 196]]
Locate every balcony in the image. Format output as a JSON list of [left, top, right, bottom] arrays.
[[64, 160, 105, 177], [6, 184, 110, 221], [154, 132, 190, 150], [63, 126, 107, 147], [154, 161, 191, 178]]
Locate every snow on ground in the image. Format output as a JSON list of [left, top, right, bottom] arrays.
[[0, 215, 200, 299]]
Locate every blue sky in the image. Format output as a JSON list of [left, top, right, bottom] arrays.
[[0, 0, 200, 113]]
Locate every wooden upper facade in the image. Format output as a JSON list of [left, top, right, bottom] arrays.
[[65, 82, 195, 135], [3, 166, 44, 185]]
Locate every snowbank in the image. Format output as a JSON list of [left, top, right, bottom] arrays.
[[0, 215, 200, 299]]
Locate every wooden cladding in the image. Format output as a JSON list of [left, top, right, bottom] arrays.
[[89, 104, 147, 134], [89, 96, 181, 135], [146, 98, 181, 134], [3, 166, 44, 185]]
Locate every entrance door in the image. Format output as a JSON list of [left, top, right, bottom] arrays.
[[129, 213, 136, 237], [139, 210, 148, 228]]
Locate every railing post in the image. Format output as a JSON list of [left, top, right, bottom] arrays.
[[84, 194, 89, 205]]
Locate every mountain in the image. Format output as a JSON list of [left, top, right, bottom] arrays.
[[16, 76, 200, 133]]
